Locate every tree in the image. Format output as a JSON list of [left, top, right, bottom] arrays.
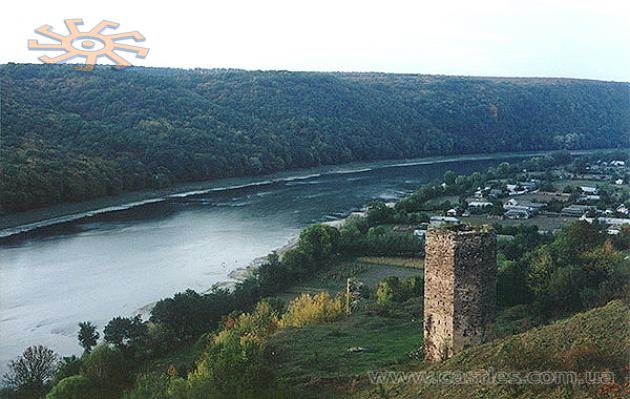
[[376, 276, 401, 304], [81, 345, 128, 388], [297, 224, 340, 266], [376, 275, 421, 304], [367, 201, 395, 226], [103, 316, 148, 354], [497, 162, 511, 176], [77, 322, 99, 353], [52, 356, 82, 385], [443, 170, 457, 185], [2, 345, 57, 396], [2, 64, 628, 214]]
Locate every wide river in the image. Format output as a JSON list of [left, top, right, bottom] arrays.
[[0, 154, 529, 370]]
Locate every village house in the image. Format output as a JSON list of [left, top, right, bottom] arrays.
[[488, 188, 503, 198], [504, 204, 535, 214], [468, 201, 494, 208], [504, 209, 531, 220], [561, 204, 597, 217], [578, 194, 601, 203], [601, 217, 630, 227], [580, 186, 599, 195], [580, 216, 630, 233], [506, 184, 527, 196], [505, 198, 519, 207], [430, 216, 461, 227]]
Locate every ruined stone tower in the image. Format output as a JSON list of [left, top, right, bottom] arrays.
[[423, 225, 496, 361]]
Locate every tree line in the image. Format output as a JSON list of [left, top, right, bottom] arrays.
[[2, 64, 629, 214]]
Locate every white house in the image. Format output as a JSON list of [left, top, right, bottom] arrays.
[[600, 217, 630, 226], [579, 195, 601, 202], [505, 198, 519, 207], [580, 186, 599, 195], [430, 216, 460, 227], [468, 201, 493, 208], [504, 209, 531, 220]]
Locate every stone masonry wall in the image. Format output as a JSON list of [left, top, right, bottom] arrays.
[[423, 225, 496, 361]]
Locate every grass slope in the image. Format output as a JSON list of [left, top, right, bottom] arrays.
[[355, 299, 630, 399]]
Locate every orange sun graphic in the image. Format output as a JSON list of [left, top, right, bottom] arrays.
[[28, 19, 149, 71]]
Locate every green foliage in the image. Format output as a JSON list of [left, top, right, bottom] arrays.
[[183, 299, 289, 399], [367, 201, 395, 226], [80, 345, 129, 390], [443, 170, 457, 185], [122, 373, 188, 399], [525, 222, 629, 316], [103, 315, 148, 356], [280, 292, 346, 328], [77, 322, 98, 354], [46, 376, 94, 399], [3, 64, 629, 214], [297, 224, 340, 266], [340, 217, 421, 257], [51, 356, 82, 386], [2, 345, 57, 398], [375, 275, 423, 304], [497, 257, 534, 307], [150, 289, 234, 344]]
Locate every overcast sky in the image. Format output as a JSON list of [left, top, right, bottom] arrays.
[[1, 0, 628, 81]]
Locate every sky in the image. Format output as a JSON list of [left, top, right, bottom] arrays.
[[1, 0, 628, 81]]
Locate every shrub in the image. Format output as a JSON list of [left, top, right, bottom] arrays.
[[122, 373, 188, 399], [376, 275, 422, 304], [280, 292, 345, 328], [46, 375, 94, 399], [81, 345, 128, 388]]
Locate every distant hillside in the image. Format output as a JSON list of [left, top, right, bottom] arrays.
[[1, 64, 629, 213], [357, 300, 629, 399]]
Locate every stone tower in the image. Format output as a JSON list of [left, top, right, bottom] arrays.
[[423, 225, 496, 361]]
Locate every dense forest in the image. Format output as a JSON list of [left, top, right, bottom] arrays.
[[1, 63, 629, 214]]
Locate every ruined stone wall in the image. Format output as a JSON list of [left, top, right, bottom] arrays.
[[423, 225, 496, 361]]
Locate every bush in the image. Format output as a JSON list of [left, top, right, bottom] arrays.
[[122, 373, 188, 399], [376, 276, 423, 304], [52, 356, 82, 386], [46, 375, 94, 399], [81, 345, 128, 388], [280, 292, 346, 328]]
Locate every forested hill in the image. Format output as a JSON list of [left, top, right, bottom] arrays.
[[1, 64, 629, 214]]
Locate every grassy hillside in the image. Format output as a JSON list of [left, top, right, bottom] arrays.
[[2, 63, 629, 213], [331, 300, 629, 399]]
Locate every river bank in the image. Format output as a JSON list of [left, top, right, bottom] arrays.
[[222, 209, 368, 287], [0, 148, 607, 237], [0, 148, 623, 371]]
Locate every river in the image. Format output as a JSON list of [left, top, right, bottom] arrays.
[[0, 154, 528, 370]]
